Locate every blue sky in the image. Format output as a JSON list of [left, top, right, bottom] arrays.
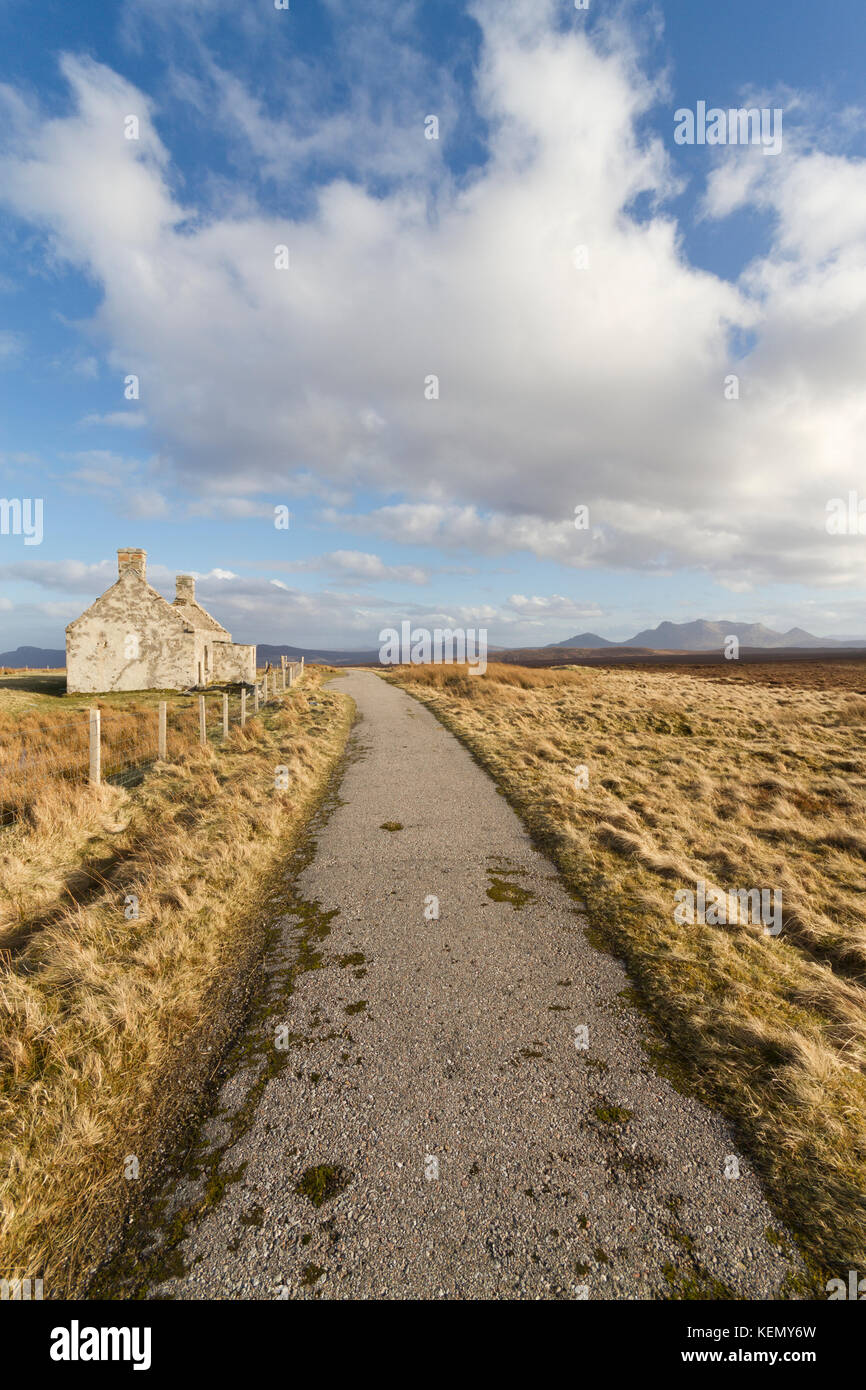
[[1, 0, 865, 650]]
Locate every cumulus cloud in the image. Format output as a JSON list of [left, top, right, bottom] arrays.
[[0, 4, 864, 596]]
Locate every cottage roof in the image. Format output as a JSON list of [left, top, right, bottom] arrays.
[[171, 575, 230, 637], [171, 599, 230, 636], [66, 551, 231, 639]]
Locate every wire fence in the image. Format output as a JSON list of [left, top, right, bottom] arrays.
[[0, 661, 303, 821], [0, 717, 90, 800]]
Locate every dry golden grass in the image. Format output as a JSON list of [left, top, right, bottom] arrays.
[[0, 676, 263, 821], [389, 661, 866, 1281], [0, 668, 353, 1295]]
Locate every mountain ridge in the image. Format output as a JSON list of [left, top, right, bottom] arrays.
[[549, 619, 866, 651]]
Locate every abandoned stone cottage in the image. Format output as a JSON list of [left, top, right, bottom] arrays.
[[66, 548, 256, 693]]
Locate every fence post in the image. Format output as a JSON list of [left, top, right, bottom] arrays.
[[199, 694, 206, 747], [272, 670, 278, 700], [158, 701, 167, 760], [89, 708, 101, 786], [253, 681, 259, 714], [222, 692, 229, 738], [281, 655, 286, 691], [241, 687, 247, 727]]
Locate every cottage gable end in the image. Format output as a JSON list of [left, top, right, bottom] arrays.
[[66, 566, 192, 634]]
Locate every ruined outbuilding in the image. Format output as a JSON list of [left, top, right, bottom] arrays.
[[66, 548, 256, 693]]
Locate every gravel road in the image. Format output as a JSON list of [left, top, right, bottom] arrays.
[[146, 670, 798, 1300]]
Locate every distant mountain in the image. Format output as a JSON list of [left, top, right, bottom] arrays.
[[547, 632, 617, 649], [551, 620, 866, 652], [0, 646, 66, 667], [625, 620, 866, 651]]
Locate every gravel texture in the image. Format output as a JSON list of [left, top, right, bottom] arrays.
[[146, 670, 799, 1300]]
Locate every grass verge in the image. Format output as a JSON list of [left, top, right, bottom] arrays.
[[387, 660, 866, 1286], [0, 668, 353, 1296]]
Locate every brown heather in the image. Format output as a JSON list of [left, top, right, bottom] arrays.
[[0, 669, 353, 1295], [388, 660, 866, 1280]]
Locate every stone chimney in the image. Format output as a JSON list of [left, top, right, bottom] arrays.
[[175, 574, 196, 605], [117, 547, 146, 580]]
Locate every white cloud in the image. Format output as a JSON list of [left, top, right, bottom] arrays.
[[0, 12, 864, 595]]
